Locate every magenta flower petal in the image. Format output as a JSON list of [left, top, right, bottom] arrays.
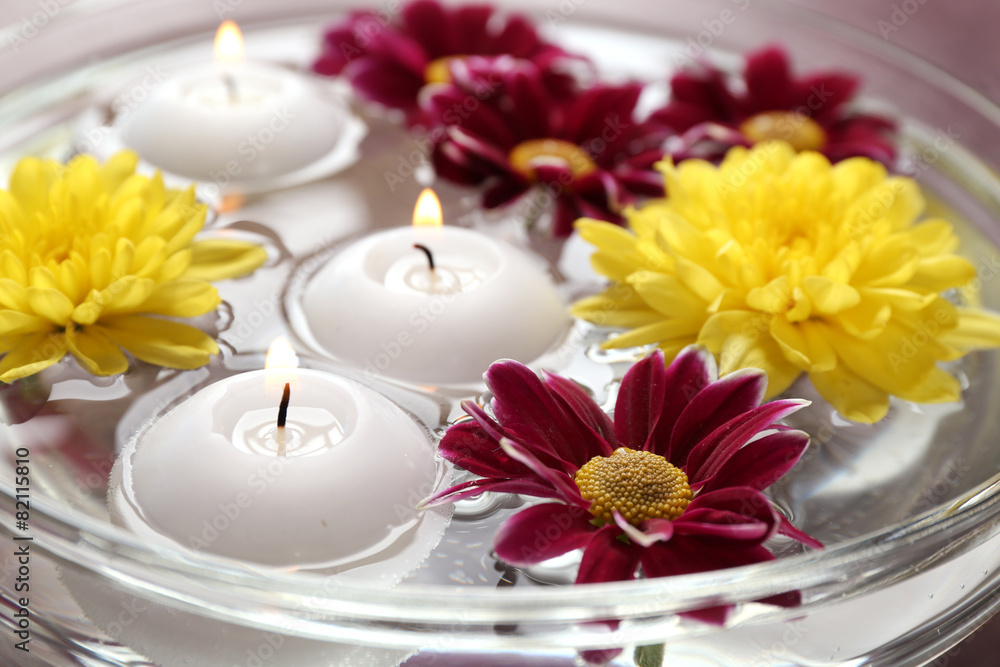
[[649, 44, 896, 165], [460, 399, 576, 477], [645, 345, 717, 458], [576, 524, 641, 584], [744, 46, 794, 113], [437, 420, 530, 478], [423, 58, 660, 237], [685, 399, 810, 484], [419, 477, 561, 508], [482, 179, 530, 209], [315, 0, 589, 123], [344, 57, 425, 110], [499, 439, 589, 508], [668, 368, 768, 464], [401, 1, 452, 55], [778, 515, 824, 550], [428, 352, 820, 628], [494, 502, 596, 565], [698, 429, 811, 494], [542, 371, 617, 453], [614, 349, 667, 451], [487, 360, 605, 467]]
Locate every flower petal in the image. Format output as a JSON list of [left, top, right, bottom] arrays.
[[419, 477, 559, 509], [669, 367, 768, 467], [487, 360, 601, 468], [576, 524, 640, 584], [65, 326, 128, 376], [684, 399, 810, 484], [698, 428, 811, 494], [542, 370, 616, 454], [184, 239, 267, 281], [647, 344, 716, 459], [499, 438, 588, 508], [494, 502, 595, 566], [613, 348, 667, 451], [0, 330, 66, 383], [97, 315, 218, 369]]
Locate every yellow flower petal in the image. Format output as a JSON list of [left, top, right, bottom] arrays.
[[65, 326, 128, 376], [0, 330, 66, 383], [576, 219, 645, 282], [938, 308, 1000, 349], [810, 364, 890, 423], [572, 141, 1000, 420], [26, 287, 74, 324], [140, 279, 221, 318], [0, 310, 49, 336], [801, 276, 861, 315], [571, 287, 665, 329], [98, 315, 218, 369], [184, 239, 268, 281]]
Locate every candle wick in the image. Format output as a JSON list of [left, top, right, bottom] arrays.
[[276, 382, 290, 458], [222, 72, 239, 105], [277, 382, 291, 428], [413, 243, 435, 272]]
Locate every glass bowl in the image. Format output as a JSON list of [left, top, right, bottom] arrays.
[[2, 1, 1000, 666]]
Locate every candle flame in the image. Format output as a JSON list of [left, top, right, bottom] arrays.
[[412, 188, 443, 228], [214, 20, 245, 65], [265, 336, 298, 389]]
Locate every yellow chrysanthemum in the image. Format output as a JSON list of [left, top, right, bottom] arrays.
[[0, 151, 267, 382], [572, 141, 1000, 423]]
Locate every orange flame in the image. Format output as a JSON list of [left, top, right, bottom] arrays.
[[412, 188, 443, 228], [214, 21, 244, 65]]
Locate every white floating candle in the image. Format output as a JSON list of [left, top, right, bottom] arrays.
[[300, 190, 569, 385], [111, 338, 445, 569], [119, 21, 346, 185]]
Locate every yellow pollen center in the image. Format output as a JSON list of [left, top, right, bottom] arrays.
[[574, 447, 692, 527], [508, 139, 598, 182], [739, 111, 827, 152], [424, 56, 463, 84]]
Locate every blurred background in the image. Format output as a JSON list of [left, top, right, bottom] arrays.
[[0, 0, 996, 665]]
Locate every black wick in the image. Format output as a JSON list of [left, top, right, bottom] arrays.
[[277, 382, 290, 428], [413, 243, 435, 271]]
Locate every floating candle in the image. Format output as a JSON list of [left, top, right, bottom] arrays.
[[110, 338, 445, 568], [300, 190, 569, 385], [119, 21, 348, 186]]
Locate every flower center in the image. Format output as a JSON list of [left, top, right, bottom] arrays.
[[424, 56, 464, 84], [574, 447, 692, 527], [508, 139, 598, 182], [738, 111, 827, 152]]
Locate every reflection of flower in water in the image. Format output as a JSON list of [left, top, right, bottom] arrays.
[[0, 151, 266, 381]]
